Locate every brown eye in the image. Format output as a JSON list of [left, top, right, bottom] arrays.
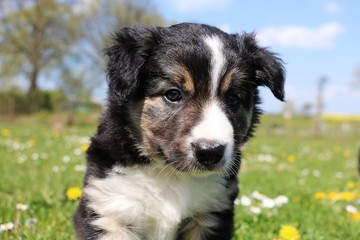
[[164, 88, 182, 103]]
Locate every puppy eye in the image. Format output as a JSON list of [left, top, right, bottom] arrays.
[[164, 88, 182, 103], [225, 94, 240, 108]]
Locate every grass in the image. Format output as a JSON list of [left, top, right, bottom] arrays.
[[1, 114, 359, 239]]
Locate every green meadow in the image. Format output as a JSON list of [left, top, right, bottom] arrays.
[[1, 114, 359, 239]]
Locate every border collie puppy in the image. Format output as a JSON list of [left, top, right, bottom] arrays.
[[73, 23, 285, 240]]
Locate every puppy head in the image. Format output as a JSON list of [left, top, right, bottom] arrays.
[[105, 23, 285, 174]]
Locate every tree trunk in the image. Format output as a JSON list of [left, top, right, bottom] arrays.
[[7, 98, 15, 122], [66, 101, 76, 126], [28, 67, 40, 113]]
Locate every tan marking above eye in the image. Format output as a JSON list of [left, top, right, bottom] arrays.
[[167, 64, 195, 95], [220, 68, 237, 94]]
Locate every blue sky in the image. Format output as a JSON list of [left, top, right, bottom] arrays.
[[152, 0, 360, 114]]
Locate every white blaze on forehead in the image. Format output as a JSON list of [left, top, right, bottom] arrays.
[[203, 35, 226, 96], [190, 101, 234, 165]]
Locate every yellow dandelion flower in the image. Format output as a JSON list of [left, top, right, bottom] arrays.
[[339, 192, 356, 202], [279, 225, 301, 240], [66, 187, 82, 200], [314, 192, 326, 200], [343, 150, 351, 158], [287, 155, 296, 163], [327, 191, 339, 200], [1, 128, 10, 137], [81, 144, 90, 153], [349, 212, 360, 221]]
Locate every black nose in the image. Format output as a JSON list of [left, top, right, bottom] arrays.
[[192, 141, 226, 167]]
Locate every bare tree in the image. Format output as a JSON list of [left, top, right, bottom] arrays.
[[314, 77, 327, 136], [350, 66, 360, 90]]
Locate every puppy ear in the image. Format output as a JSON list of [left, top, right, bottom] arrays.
[[105, 26, 159, 104], [239, 33, 286, 101]]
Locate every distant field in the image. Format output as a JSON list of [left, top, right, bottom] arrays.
[[1, 115, 359, 239]]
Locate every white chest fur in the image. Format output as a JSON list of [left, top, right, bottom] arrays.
[[84, 165, 230, 240]]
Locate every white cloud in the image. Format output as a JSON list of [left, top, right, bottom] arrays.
[[257, 22, 344, 49], [324, 1, 343, 14], [169, 0, 231, 12]]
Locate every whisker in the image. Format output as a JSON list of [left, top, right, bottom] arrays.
[[233, 132, 252, 138]]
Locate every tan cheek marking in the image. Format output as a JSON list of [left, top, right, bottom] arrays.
[[140, 98, 161, 153], [220, 68, 237, 94]]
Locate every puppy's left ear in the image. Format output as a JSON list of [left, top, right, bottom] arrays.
[[239, 33, 286, 101]]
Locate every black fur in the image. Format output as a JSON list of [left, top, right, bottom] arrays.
[[73, 23, 285, 240]]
